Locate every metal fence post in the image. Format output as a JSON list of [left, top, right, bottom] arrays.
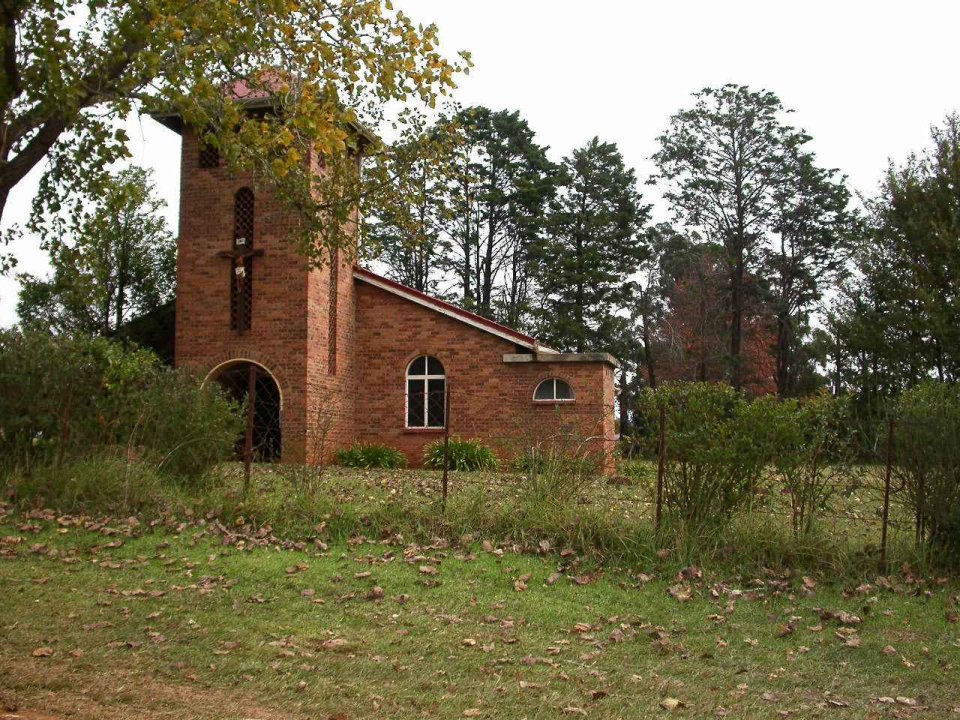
[[243, 364, 257, 499], [655, 404, 666, 532], [441, 384, 451, 512], [880, 417, 894, 571]]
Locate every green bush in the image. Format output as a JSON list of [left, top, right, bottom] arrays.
[[335, 443, 407, 469], [424, 437, 499, 471], [0, 330, 242, 482], [134, 369, 246, 481], [640, 382, 770, 534], [761, 393, 852, 538], [895, 382, 960, 555]]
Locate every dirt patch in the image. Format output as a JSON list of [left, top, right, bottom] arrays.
[[1, 656, 303, 720]]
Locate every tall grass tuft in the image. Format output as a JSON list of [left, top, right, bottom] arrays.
[[424, 437, 499, 471], [335, 443, 407, 469]]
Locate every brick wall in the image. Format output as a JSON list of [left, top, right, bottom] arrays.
[[354, 281, 616, 469]]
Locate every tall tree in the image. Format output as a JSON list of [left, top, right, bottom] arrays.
[[652, 85, 801, 389], [833, 113, 960, 395], [364, 111, 461, 294], [0, 0, 468, 267], [17, 167, 174, 336], [446, 107, 556, 327], [764, 147, 856, 396], [532, 137, 649, 353], [655, 245, 776, 395]]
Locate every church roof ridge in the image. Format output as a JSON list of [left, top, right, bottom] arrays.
[[352, 266, 556, 354]]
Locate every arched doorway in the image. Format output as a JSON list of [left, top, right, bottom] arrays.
[[209, 361, 282, 462]]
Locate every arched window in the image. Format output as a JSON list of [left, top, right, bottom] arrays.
[[231, 187, 255, 332], [406, 355, 445, 428], [534, 378, 574, 402]]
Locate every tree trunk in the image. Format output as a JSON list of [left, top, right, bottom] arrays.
[[775, 312, 790, 398], [729, 254, 745, 390], [618, 363, 631, 437], [461, 178, 472, 304], [641, 309, 657, 390]]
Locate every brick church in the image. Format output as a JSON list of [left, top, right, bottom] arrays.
[[153, 105, 618, 469]]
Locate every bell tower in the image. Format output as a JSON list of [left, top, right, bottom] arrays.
[[155, 114, 362, 464]]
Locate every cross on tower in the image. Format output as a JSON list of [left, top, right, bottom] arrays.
[[217, 241, 264, 335]]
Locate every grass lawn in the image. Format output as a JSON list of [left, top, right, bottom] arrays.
[[2, 503, 958, 719]]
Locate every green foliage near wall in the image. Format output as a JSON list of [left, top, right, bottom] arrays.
[[895, 382, 960, 554], [424, 437, 499, 472], [335, 443, 408, 469], [0, 330, 242, 482]]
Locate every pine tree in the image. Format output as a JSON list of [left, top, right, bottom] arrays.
[[446, 107, 556, 328], [531, 138, 649, 353]]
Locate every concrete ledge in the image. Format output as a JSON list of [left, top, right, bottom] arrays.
[[503, 352, 620, 368]]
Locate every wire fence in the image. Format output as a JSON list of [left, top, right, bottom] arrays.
[[233, 382, 951, 567]]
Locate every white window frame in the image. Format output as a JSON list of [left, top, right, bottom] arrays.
[[533, 378, 575, 402], [405, 356, 446, 429]]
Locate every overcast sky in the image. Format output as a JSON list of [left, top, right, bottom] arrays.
[[2, 0, 958, 326]]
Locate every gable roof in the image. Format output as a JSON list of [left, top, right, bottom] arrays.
[[353, 266, 556, 353]]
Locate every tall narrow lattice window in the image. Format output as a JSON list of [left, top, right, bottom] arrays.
[[231, 188, 255, 333], [328, 248, 339, 375]]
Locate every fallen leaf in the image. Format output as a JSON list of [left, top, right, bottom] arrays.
[[660, 697, 682, 711]]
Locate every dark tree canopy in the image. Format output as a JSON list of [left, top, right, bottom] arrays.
[[531, 137, 649, 353]]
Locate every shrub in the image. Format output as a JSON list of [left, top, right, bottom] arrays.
[[640, 382, 769, 534], [424, 437, 499, 471], [335, 443, 407, 469], [133, 369, 245, 481], [761, 394, 852, 538], [0, 330, 242, 482], [895, 382, 960, 555]]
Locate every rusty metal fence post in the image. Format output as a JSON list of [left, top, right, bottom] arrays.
[[242, 363, 257, 499], [655, 404, 666, 532], [880, 417, 894, 571], [441, 385, 451, 511]]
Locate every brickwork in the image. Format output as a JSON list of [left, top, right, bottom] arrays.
[[174, 126, 615, 470], [354, 282, 616, 469]]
